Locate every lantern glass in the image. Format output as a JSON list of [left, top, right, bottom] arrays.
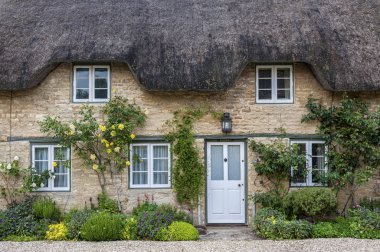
[[221, 113, 232, 133]]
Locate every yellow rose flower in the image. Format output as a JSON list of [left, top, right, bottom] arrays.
[[125, 161, 131, 166], [111, 131, 117, 137], [130, 133, 135, 140], [107, 149, 112, 154], [114, 147, 120, 153], [92, 164, 98, 170], [110, 142, 114, 146], [99, 125, 107, 132], [52, 161, 57, 167], [101, 139, 107, 144], [106, 143, 110, 148], [111, 125, 115, 129], [90, 154, 96, 160], [118, 124, 124, 130]]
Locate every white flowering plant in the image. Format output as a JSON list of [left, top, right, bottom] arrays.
[[0, 157, 53, 206]]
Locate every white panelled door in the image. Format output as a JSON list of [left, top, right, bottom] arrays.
[[207, 142, 245, 224]]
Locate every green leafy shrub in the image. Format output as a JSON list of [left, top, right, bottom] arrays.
[[122, 217, 138, 240], [132, 200, 158, 217], [97, 192, 119, 213], [64, 208, 94, 240], [32, 198, 61, 221], [0, 197, 49, 240], [80, 212, 126, 241], [284, 188, 337, 220], [253, 208, 312, 239], [359, 197, 380, 213], [166, 221, 199, 241], [2, 235, 39, 242], [312, 222, 338, 238], [253, 191, 284, 210]]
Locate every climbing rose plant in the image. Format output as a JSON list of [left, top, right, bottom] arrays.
[[302, 94, 380, 212], [39, 96, 146, 209]]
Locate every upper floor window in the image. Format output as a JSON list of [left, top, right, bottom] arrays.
[[256, 65, 293, 103], [130, 143, 171, 188], [73, 66, 110, 102], [290, 140, 327, 187], [32, 144, 71, 191]]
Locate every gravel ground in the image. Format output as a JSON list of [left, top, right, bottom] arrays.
[[1, 239, 380, 252]]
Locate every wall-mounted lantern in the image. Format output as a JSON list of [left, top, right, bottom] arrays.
[[221, 113, 232, 133]]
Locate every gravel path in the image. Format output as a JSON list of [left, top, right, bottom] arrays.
[[1, 239, 380, 252]]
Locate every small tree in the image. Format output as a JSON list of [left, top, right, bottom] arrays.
[[39, 97, 146, 211], [302, 94, 380, 212], [250, 137, 306, 209]]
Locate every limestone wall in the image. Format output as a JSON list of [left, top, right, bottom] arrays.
[[0, 63, 379, 224]]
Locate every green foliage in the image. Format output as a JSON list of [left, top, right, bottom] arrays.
[[122, 217, 138, 240], [312, 222, 339, 238], [64, 208, 94, 240], [132, 200, 158, 217], [253, 191, 284, 210], [2, 235, 39, 242], [302, 95, 380, 209], [32, 198, 61, 221], [97, 192, 119, 213], [80, 212, 126, 241], [253, 208, 312, 239], [0, 197, 50, 240], [359, 197, 380, 213], [283, 188, 337, 220], [165, 108, 208, 208], [39, 96, 146, 196], [250, 139, 306, 194], [136, 207, 175, 240], [163, 221, 199, 241]]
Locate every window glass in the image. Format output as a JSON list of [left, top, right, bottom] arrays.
[[74, 66, 109, 102]]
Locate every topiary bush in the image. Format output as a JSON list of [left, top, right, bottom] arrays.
[[45, 223, 68, 241], [32, 197, 61, 221], [122, 217, 138, 240], [284, 188, 337, 220], [166, 221, 199, 241], [64, 208, 94, 240], [80, 212, 126, 241]]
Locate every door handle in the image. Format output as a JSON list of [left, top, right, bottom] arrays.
[[238, 184, 243, 187], [224, 158, 227, 162]]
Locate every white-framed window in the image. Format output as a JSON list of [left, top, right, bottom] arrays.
[[32, 145, 71, 191], [73, 65, 110, 102], [130, 143, 171, 188], [256, 65, 293, 103], [290, 140, 327, 187]]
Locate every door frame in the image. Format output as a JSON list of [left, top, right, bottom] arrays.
[[204, 139, 248, 225]]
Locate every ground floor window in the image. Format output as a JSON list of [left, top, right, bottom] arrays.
[[290, 140, 327, 186], [130, 143, 170, 188], [31, 145, 70, 191]]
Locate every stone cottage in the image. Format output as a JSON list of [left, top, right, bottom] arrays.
[[0, 0, 379, 225]]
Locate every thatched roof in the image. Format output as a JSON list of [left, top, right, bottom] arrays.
[[0, 0, 379, 91]]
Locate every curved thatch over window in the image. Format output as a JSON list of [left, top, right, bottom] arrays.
[[0, 0, 379, 91]]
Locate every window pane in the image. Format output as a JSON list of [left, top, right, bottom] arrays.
[[95, 68, 108, 78], [54, 175, 68, 187], [211, 145, 224, 180], [228, 145, 240, 180], [154, 172, 168, 184], [133, 172, 148, 185], [76, 89, 89, 99], [153, 159, 168, 171], [133, 146, 147, 158], [35, 161, 48, 173], [258, 69, 271, 78], [312, 144, 324, 156], [54, 147, 68, 160], [312, 156, 325, 170], [153, 146, 168, 158], [95, 79, 108, 88], [76, 79, 89, 88], [76, 68, 89, 79], [35, 147, 48, 160], [277, 79, 290, 89], [258, 79, 272, 89], [258, 90, 272, 100], [132, 146, 148, 172], [312, 170, 324, 183], [291, 143, 307, 184], [277, 68, 290, 78], [277, 90, 290, 99], [95, 89, 108, 99]]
